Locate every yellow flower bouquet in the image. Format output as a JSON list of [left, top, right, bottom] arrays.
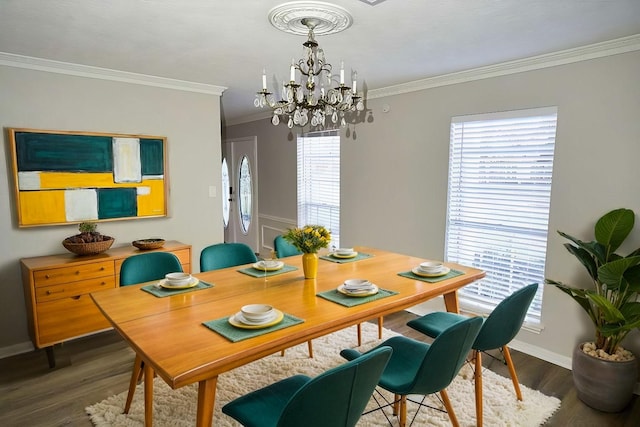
[[283, 225, 331, 254]]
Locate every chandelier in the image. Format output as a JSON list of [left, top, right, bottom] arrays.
[[255, 3, 364, 129]]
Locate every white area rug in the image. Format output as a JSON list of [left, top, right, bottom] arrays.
[[86, 323, 560, 426]]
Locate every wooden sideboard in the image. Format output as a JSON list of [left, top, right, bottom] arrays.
[[20, 240, 191, 367]]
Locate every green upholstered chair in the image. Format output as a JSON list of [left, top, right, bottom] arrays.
[[119, 251, 184, 414], [200, 242, 258, 272], [341, 316, 483, 427], [273, 235, 302, 258], [119, 251, 183, 286], [406, 283, 538, 427], [222, 346, 393, 427]]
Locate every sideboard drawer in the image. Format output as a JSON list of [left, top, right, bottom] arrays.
[[21, 240, 191, 362], [33, 261, 114, 287], [36, 277, 116, 303], [36, 294, 111, 344]]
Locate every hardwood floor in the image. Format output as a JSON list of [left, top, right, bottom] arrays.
[[1, 310, 638, 426]]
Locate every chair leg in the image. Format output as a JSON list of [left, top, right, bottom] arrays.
[[307, 340, 314, 358], [502, 345, 523, 400], [378, 316, 383, 339], [357, 323, 362, 347], [393, 393, 400, 415], [280, 350, 285, 356], [440, 389, 460, 427], [124, 354, 143, 414], [474, 350, 483, 427], [399, 394, 408, 427]]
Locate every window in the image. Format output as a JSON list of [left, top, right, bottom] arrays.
[[297, 131, 340, 248], [445, 107, 558, 326]]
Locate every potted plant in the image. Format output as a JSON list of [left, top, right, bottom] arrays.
[[62, 221, 115, 255], [545, 208, 640, 412], [283, 225, 331, 279]]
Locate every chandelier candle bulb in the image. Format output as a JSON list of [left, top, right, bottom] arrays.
[[340, 61, 344, 84], [353, 72, 357, 93], [290, 60, 295, 82], [262, 69, 267, 90]]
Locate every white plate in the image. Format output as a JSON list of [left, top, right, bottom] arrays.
[[332, 251, 358, 259], [252, 261, 285, 271], [228, 310, 284, 329], [158, 276, 199, 289], [412, 266, 450, 277], [337, 283, 379, 297], [234, 310, 279, 325]]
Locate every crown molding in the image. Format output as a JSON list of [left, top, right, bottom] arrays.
[[0, 52, 226, 96], [366, 34, 640, 100]]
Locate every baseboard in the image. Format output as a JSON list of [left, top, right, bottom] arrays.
[[0, 341, 34, 359]]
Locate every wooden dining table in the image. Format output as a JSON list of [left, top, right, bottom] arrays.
[[90, 246, 485, 426]]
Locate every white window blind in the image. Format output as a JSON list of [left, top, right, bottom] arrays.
[[446, 107, 558, 325], [297, 131, 340, 248]]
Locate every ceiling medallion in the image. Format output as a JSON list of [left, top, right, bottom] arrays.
[[256, 2, 363, 129]]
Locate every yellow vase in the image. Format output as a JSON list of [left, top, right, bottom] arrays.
[[302, 252, 319, 279]]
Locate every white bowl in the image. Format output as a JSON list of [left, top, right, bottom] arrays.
[[343, 279, 372, 289], [241, 304, 274, 321], [165, 272, 192, 286], [419, 261, 443, 271], [260, 260, 280, 268], [336, 247, 355, 255]]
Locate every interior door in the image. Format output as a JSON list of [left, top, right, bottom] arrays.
[[222, 137, 259, 253]]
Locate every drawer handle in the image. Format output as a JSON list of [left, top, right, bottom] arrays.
[[45, 274, 50, 279], [100, 267, 105, 271], [46, 289, 65, 295], [72, 295, 81, 300], [75, 270, 80, 275]]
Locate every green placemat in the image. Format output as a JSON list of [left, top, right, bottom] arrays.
[[202, 313, 304, 342], [141, 280, 214, 297], [237, 264, 298, 278], [398, 269, 464, 283], [316, 288, 398, 307], [319, 252, 373, 263]]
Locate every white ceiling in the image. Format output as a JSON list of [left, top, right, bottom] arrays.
[[1, 0, 639, 125]]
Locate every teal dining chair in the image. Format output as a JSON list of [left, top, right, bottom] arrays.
[[406, 283, 538, 427], [341, 316, 483, 427], [273, 235, 302, 258], [200, 242, 258, 272], [222, 346, 393, 427], [119, 251, 184, 414]]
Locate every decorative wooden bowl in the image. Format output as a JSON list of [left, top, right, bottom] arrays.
[[132, 238, 166, 250], [62, 237, 114, 255]]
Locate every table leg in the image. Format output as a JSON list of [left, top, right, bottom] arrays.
[[196, 377, 218, 427], [144, 364, 153, 427], [443, 290, 460, 313]]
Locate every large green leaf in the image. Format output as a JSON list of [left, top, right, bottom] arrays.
[[545, 280, 595, 318], [588, 293, 625, 323], [558, 231, 607, 264], [595, 208, 634, 254], [563, 243, 598, 279], [598, 256, 640, 290]]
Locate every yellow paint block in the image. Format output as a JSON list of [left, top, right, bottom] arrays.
[[19, 190, 66, 225], [136, 179, 166, 216]]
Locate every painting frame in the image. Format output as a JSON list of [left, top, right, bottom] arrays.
[[7, 127, 169, 228]]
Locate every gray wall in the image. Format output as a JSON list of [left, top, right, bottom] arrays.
[[0, 65, 224, 355], [226, 50, 640, 367]]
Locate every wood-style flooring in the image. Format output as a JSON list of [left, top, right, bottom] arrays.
[[1, 310, 639, 426]]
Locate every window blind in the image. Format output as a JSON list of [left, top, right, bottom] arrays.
[[297, 131, 340, 248], [446, 107, 558, 325]]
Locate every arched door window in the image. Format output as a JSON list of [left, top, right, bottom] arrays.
[[238, 156, 252, 234], [221, 157, 230, 228]]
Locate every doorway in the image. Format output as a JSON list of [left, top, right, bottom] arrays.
[[222, 136, 259, 253]]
